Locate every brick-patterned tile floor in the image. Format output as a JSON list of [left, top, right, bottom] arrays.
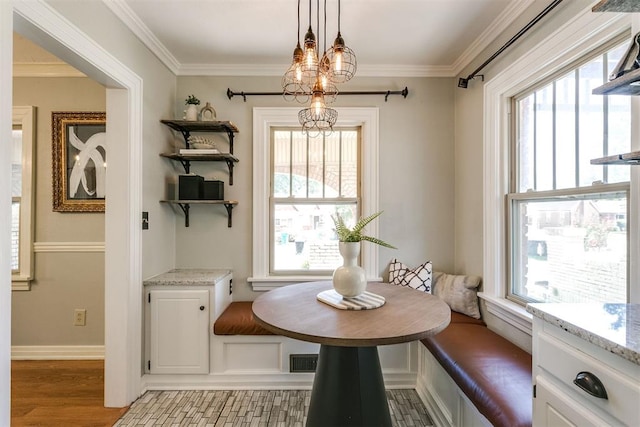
[[114, 389, 433, 426]]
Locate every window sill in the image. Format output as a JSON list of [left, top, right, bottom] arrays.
[[477, 292, 532, 336], [249, 276, 383, 291]]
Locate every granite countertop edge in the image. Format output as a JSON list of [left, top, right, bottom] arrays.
[[527, 304, 639, 366], [143, 268, 232, 286]]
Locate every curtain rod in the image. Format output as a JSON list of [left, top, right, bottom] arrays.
[[458, 0, 564, 88], [226, 87, 409, 102]]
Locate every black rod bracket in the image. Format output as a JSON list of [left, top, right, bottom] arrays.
[[458, 0, 564, 88]]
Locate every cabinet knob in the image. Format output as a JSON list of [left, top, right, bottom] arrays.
[[199, 305, 205, 311], [573, 371, 608, 399]]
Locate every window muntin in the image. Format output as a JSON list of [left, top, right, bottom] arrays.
[[271, 128, 360, 274], [510, 43, 629, 304]]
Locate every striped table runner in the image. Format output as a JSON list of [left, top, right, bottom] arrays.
[[316, 289, 386, 310]]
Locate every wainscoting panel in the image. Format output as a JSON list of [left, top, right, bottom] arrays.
[[223, 342, 282, 373]]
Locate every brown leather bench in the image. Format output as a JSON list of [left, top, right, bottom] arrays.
[[213, 301, 274, 335], [421, 312, 532, 427]]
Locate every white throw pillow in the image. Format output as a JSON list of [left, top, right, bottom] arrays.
[[388, 258, 432, 293]]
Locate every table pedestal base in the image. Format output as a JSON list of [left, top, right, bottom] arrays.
[[306, 345, 391, 427]]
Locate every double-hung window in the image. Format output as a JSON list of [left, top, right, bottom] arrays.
[[508, 41, 630, 304], [251, 107, 379, 290], [271, 128, 360, 274], [11, 106, 36, 290]]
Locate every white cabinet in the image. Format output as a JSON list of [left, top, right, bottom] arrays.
[[148, 289, 210, 374], [532, 316, 640, 427]]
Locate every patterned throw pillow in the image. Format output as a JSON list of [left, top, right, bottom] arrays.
[[388, 258, 432, 293]]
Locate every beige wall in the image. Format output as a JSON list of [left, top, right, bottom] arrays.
[[174, 76, 455, 300], [12, 76, 106, 345]]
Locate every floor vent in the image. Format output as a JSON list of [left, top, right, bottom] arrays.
[[290, 354, 318, 372]]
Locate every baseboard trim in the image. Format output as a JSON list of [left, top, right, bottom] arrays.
[[11, 345, 105, 360], [141, 371, 416, 392]]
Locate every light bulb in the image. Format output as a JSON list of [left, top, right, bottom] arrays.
[[312, 95, 323, 117], [305, 48, 316, 68], [75, 155, 80, 162], [295, 64, 302, 82], [335, 51, 343, 72]]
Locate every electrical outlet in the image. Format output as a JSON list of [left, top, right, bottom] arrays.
[[74, 309, 86, 326]]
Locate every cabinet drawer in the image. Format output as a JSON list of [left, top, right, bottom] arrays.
[[538, 332, 640, 426], [534, 375, 619, 427]]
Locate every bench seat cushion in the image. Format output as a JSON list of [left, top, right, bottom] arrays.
[[421, 322, 532, 427], [213, 301, 275, 335]]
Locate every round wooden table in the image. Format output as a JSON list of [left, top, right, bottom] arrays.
[[252, 281, 451, 427]]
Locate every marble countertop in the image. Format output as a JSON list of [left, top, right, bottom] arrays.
[[143, 269, 231, 286], [527, 303, 639, 366]]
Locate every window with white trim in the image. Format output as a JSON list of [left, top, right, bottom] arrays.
[[271, 127, 360, 274], [11, 106, 36, 291], [508, 41, 629, 304], [251, 107, 379, 290]]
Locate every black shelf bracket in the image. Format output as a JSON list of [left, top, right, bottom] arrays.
[[177, 158, 191, 174], [225, 160, 235, 185], [224, 203, 235, 227], [226, 87, 409, 102], [177, 203, 190, 227]]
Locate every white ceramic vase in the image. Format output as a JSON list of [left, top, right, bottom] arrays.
[[332, 241, 366, 297], [185, 104, 199, 121]]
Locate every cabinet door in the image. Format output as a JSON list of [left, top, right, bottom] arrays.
[[534, 376, 615, 427], [149, 289, 209, 374]]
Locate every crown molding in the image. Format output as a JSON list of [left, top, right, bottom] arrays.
[[451, 0, 535, 76], [13, 62, 86, 77], [105, 0, 527, 79], [101, 0, 180, 75], [178, 63, 455, 78]]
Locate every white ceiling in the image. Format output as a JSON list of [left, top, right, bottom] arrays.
[[105, 0, 535, 77]]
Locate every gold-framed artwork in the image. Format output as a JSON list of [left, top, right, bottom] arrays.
[[52, 111, 106, 212]]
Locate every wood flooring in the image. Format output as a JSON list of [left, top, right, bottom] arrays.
[[11, 360, 128, 427]]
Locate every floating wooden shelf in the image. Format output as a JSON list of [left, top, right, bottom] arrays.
[[160, 152, 239, 185], [160, 200, 239, 228], [160, 119, 239, 153], [590, 150, 640, 165]]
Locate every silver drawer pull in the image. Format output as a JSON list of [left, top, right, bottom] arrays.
[[573, 371, 608, 399]]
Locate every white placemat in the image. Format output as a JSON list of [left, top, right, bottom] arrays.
[[317, 289, 386, 310]]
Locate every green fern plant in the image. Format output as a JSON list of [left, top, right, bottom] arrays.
[[332, 211, 396, 249], [185, 94, 200, 105]]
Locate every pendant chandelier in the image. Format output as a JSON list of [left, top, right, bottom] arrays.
[[282, 0, 356, 136]]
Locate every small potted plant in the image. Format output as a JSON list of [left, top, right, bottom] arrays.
[[331, 211, 395, 297], [332, 211, 396, 248], [184, 94, 200, 121]]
